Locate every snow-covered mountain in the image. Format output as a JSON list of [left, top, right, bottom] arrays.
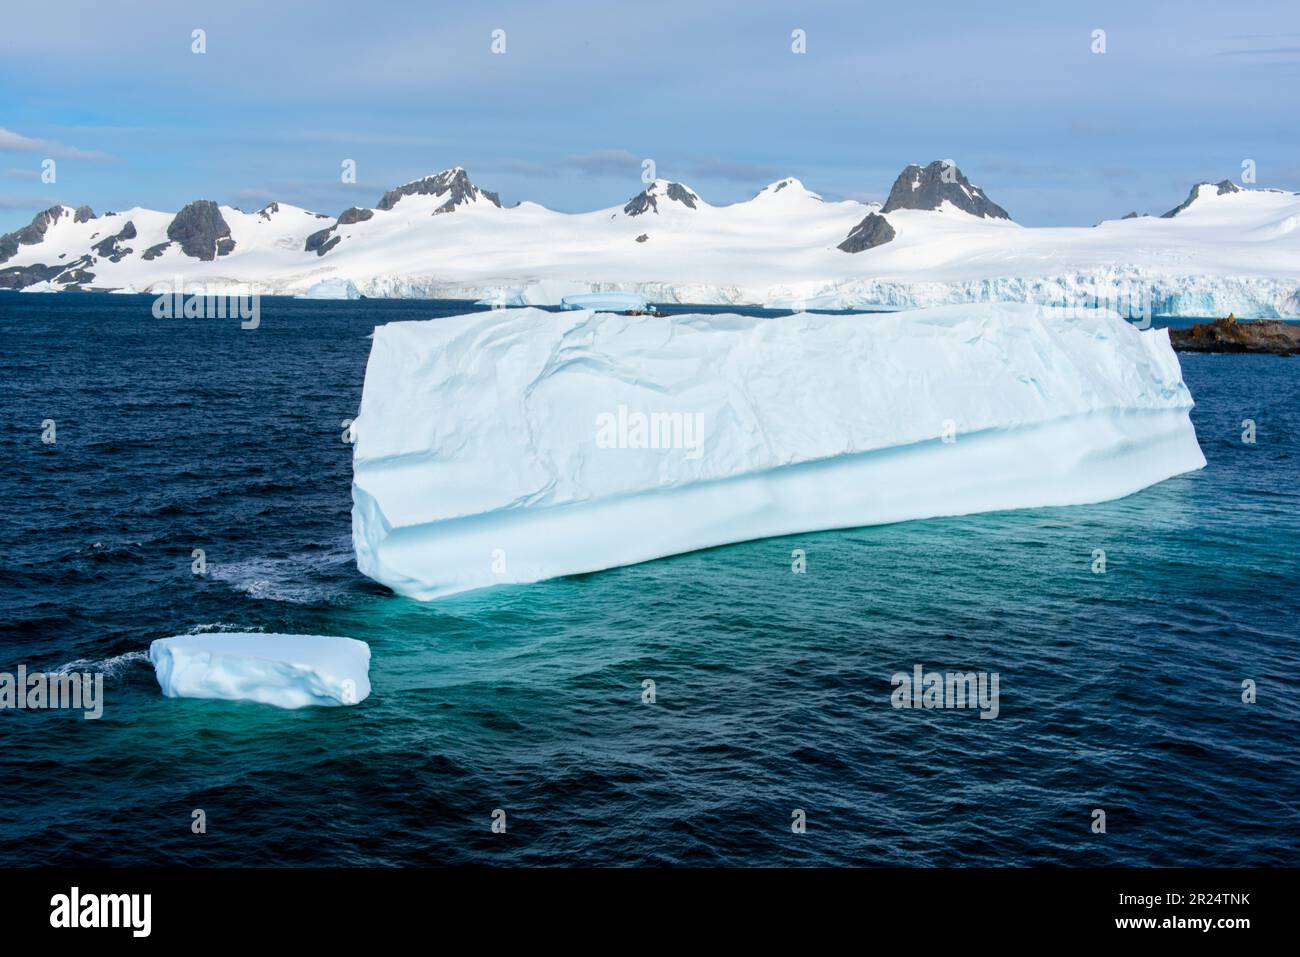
[[3, 162, 1299, 316]]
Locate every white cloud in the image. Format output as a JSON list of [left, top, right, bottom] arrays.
[[0, 127, 113, 161]]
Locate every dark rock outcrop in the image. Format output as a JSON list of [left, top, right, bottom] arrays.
[[0, 253, 98, 289], [73, 205, 95, 223], [303, 206, 375, 256], [623, 182, 700, 216], [1161, 180, 1240, 218], [166, 200, 234, 260], [1169, 316, 1300, 355], [622, 193, 655, 216], [0, 262, 64, 289], [1122, 211, 1143, 219], [304, 228, 341, 256], [665, 183, 698, 209], [635, 233, 649, 243], [337, 206, 374, 225], [303, 227, 332, 254], [882, 161, 1011, 220], [54, 254, 95, 286], [837, 212, 896, 252], [257, 202, 280, 221], [142, 242, 172, 261], [90, 221, 138, 263], [376, 168, 500, 213]]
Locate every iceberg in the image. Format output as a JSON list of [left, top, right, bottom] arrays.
[[149, 633, 371, 708], [295, 277, 361, 300], [351, 303, 1206, 600], [559, 291, 650, 312], [473, 280, 595, 308]]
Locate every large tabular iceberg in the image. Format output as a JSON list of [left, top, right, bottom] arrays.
[[150, 633, 371, 708], [351, 303, 1205, 600]]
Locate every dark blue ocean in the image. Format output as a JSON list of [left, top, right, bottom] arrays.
[[1, 292, 1297, 867]]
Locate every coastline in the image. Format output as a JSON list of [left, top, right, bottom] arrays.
[[1169, 316, 1300, 355]]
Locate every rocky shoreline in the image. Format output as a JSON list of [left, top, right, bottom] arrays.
[[1169, 316, 1300, 355]]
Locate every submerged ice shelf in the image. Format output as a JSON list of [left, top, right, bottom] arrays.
[[150, 633, 371, 708], [350, 303, 1206, 600]]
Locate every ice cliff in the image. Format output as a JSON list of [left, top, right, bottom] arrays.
[[350, 303, 1206, 600]]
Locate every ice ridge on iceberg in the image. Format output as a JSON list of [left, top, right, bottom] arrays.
[[350, 303, 1206, 600]]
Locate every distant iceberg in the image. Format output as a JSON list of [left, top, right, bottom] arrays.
[[559, 291, 649, 312], [295, 278, 361, 300], [150, 633, 371, 708], [474, 279, 595, 308], [351, 303, 1206, 600]]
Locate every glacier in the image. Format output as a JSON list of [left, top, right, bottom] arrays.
[[761, 272, 1300, 319], [149, 633, 371, 708], [350, 302, 1206, 600]]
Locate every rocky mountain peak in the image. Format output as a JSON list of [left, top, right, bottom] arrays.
[[881, 160, 1011, 220], [0, 205, 73, 264], [623, 180, 700, 216], [1161, 180, 1242, 218], [375, 167, 502, 213]]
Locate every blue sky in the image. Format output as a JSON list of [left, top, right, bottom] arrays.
[[2, 0, 1299, 231]]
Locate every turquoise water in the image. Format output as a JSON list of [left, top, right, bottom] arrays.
[[1, 293, 1297, 865]]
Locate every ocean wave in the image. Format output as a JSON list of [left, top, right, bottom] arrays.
[[185, 622, 266, 635], [52, 650, 149, 677], [58, 540, 147, 564], [206, 541, 358, 604]]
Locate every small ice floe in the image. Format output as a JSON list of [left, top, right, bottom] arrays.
[[149, 633, 371, 709]]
